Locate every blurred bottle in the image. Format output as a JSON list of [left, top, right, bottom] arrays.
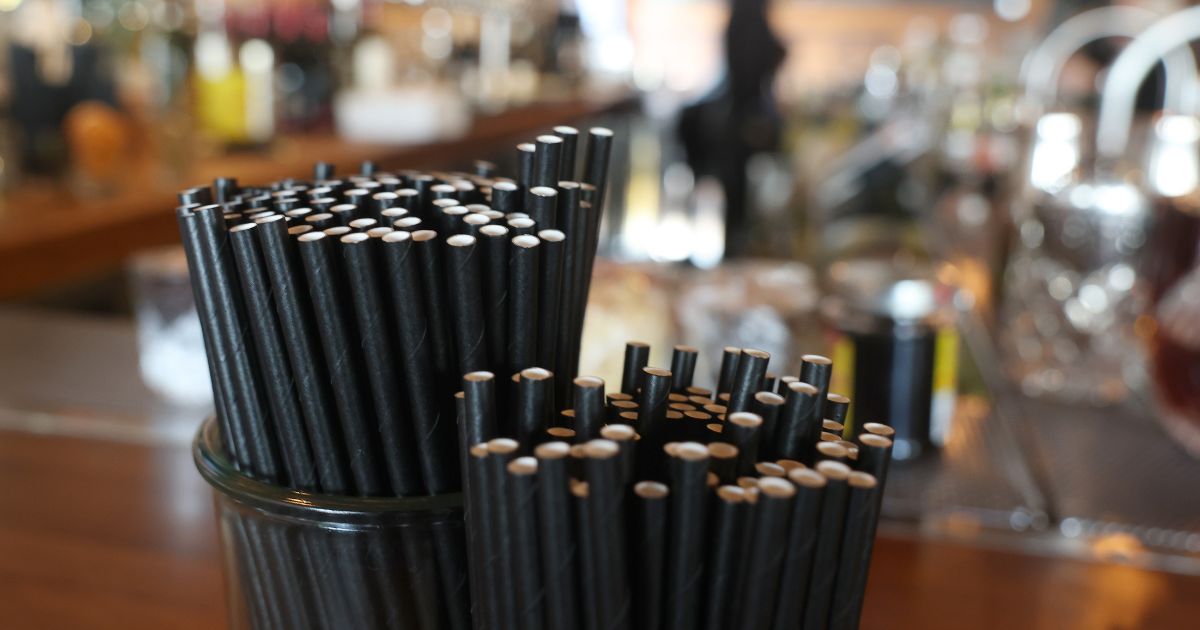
[[272, 0, 334, 131], [193, 2, 275, 147]]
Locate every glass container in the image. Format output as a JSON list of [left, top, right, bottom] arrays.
[[193, 419, 470, 630]]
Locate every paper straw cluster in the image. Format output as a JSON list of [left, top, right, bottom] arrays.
[[459, 343, 894, 630], [176, 125, 613, 498]]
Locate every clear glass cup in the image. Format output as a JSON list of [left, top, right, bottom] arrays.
[[193, 419, 470, 630]]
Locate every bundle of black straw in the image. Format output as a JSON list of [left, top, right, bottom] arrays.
[[177, 125, 615, 497], [181, 127, 615, 630], [459, 342, 893, 630]]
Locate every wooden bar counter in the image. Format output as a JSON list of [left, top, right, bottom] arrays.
[[0, 425, 1197, 629]]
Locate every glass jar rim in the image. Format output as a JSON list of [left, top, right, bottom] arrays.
[[193, 418, 463, 524]]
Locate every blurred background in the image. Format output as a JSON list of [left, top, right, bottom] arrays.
[[3, 0, 1200, 597]]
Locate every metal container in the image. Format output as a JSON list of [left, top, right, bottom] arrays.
[[821, 258, 959, 461]]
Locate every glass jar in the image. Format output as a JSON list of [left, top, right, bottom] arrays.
[[193, 419, 470, 630]]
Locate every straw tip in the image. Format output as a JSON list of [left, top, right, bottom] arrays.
[[789, 382, 819, 395], [553, 125, 579, 134], [534, 441, 571, 459], [675, 442, 709, 461], [758, 476, 796, 498], [381, 230, 412, 243], [520, 367, 553, 380], [788, 468, 828, 488], [755, 462, 786, 477], [574, 375, 604, 388], [507, 457, 538, 475], [447, 233, 476, 247], [642, 366, 672, 378], [480, 224, 508, 237], [493, 181, 518, 191], [707, 442, 738, 458], [512, 234, 540, 248], [848, 471, 878, 488], [863, 422, 896, 437], [755, 391, 785, 404], [635, 481, 670, 499], [816, 460, 852, 480], [860, 433, 894, 448], [817, 441, 849, 458], [464, 371, 495, 382], [340, 232, 370, 244], [589, 127, 614, 136], [828, 393, 851, 403], [538, 229, 566, 242], [802, 354, 833, 365], [411, 229, 439, 242], [229, 222, 257, 232], [743, 348, 771, 359], [530, 186, 558, 197], [583, 439, 620, 459], [487, 438, 520, 454], [297, 231, 326, 242], [728, 412, 763, 428], [599, 424, 635, 440], [716, 485, 747, 502]]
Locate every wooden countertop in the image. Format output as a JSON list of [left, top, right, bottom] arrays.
[[0, 93, 633, 299], [1, 427, 1197, 629]]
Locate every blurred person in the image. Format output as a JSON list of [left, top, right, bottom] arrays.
[[678, 0, 786, 258]]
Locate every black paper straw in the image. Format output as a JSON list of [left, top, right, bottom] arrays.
[[670, 345, 700, 392], [829, 471, 882, 630], [584, 439, 631, 629], [534, 134, 564, 189], [536, 229, 567, 378], [492, 181, 521, 216], [599, 424, 636, 484], [486, 438, 522, 630], [516, 368, 553, 449], [255, 218, 351, 492], [703, 485, 751, 630], [573, 376, 607, 442], [507, 234, 541, 377], [467, 443, 502, 630], [817, 440, 850, 465], [189, 205, 281, 481], [508, 217, 536, 238], [571, 480, 600, 630], [734, 477, 796, 630], [771, 468, 827, 630], [826, 393, 850, 429], [517, 143, 536, 191], [411, 230, 456, 394], [527, 186, 559, 230], [534, 441, 580, 630], [630, 481, 669, 630], [802, 460, 853, 629], [751, 392, 785, 462], [706, 442, 739, 484], [725, 412, 763, 477], [664, 442, 709, 630], [339, 232, 424, 496], [445, 234, 490, 374], [777, 382, 822, 464], [176, 208, 250, 471], [799, 354, 833, 412], [478, 225, 511, 377], [716, 347, 741, 397], [621, 341, 651, 395], [461, 372, 499, 450], [380, 230, 458, 494], [296, 231, 388, 496], [728, 348, 770, 414], [229, 223, 319, 491], [507, 456, 545, 630], [636, 367, 673, 481], [581, 127, 615, 216], [553, 126, 580, 180]]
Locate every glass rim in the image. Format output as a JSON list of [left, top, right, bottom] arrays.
[[193, 417, 463, 523]]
